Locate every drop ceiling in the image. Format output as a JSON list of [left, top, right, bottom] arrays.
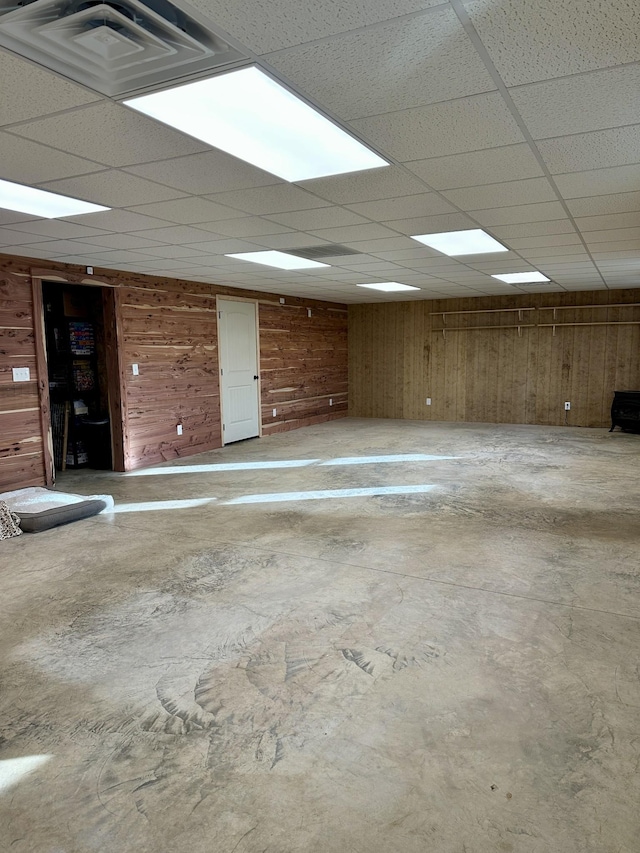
[[1, 0, 639, 303]]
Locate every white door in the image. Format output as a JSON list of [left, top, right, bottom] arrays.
[[218, 299, 260, 444]]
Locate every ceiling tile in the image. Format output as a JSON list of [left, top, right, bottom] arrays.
[[206, 217, 295, 238], [1, 244, 70, 260], [0, 229, 56, 246], [184, 0, 443, 53], [537, 126, 640, 174], [382, 212, 478, 235], [298, 166, 426, 204], [346, 193, 456, 221], [180, 239, 265, 255], [306, 223, 399, 242], [125, 151, 279, 195], [71, 233, 164, 250], [5, 220, 109, 239], [267, 207, 370, 230], [267, 8, 494, 120], [131, 225, 226, 244], [510, 65, 640, 139], [583, 227, 640, 244], [61, 209, 173, 232], [567, 192, 640, 218], [443, 177, 557, 210], [247, 233, 328, 250], [207, 185, 332, 215], [0, 132, 104, 184], [505, 234, 582, 249], [40, 171, 186, 207], [471, 201, 567, 225], [9, 102, 208, 167], [554, 165, 640, 200], [574, 212, 640, 232], [464, 0, 640, 86], [345, 237, 425, 253], [125, 198, 246, 224], [0, 50, 100, 127], [406, 143, 543, 189], [135, 245, 213, 259], [490, 220, 577, 239], [351, 92, 524, 161], [518, 245, 589, 258], [583, 239, 640, 253]]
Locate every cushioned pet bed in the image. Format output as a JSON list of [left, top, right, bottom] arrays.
[[0, 488, 114, 533]]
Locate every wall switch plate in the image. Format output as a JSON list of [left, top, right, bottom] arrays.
[[86, 266, 93, 275], [307, 308, 312, 317], [132, 363, 139, 375], [564, 401, 571, 410], [272, 408, 277, 417], [329, 398, 333, 406], [176, 424, 183, 435], [279, 298, 285, 304], [426, 397, 431, 405], [12, 367, 30, 382]]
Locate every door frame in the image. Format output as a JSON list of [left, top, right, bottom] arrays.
[[215, 294, 262, 446], [31, 270, 126, 481]]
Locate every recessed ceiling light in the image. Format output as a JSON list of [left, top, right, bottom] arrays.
[[411, 229, 508, 256], [357, 282, 420, 292], [491, 272, 551, 283], [225, 251, 330, 270], [0, 178, 109, 218], [124, 66, 389, 182]]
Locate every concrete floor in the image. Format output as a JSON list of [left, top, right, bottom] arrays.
[[1, 418, 639, 852]]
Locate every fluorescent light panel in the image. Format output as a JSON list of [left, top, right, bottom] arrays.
[[226, 250, 329, 270], [492, 271, 551, 283], [411, 229, 508, 256], [0, 178, 109, 218], [357, 282, 419, 292], [124, 66, 389, 182]]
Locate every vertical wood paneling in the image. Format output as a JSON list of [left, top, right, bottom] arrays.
[[0, 253, 348, 489], [0, 271, 45, 490], [349, 289, 640, 428]]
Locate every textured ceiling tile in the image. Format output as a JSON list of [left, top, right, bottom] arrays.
[[5, 220, 109, 239], [135, 245, 211, 259], [574, 212, 640, 232], [442, 177, 557, 210], [517, 245, 589, 258], [583, 239, 640, 253], [406, 144, 543, 189], [510, 66, 640, 139], [125, 198, 246, 224], [0, 244, 69, 259], [267, 8, 494, 120], [39, 171, 186, 207], [10, 102, 208, 167], [491, 219, 576, 238], [554, 165, 640, 200], [206, 217, 294, 238], [129, 225, 225, 243], [207, 185, 332, 215], [470, 201, 567, 225], [71, 233, 164, 250], [125, 151, 279, 195], [184, 0, 443, 53], [506, 234, 582, 249], [346, 193, 456, 221], [179, 239, 265, 255], [537, 126, 640, 174], [309, 223, 399, 242], [351, 92, 524, 161], [62, 209, 173, 231], [583, 227, 640, 243], [566, 192, 640, 217], [0, 51, 100, 126], [298, 167, 426, 204], [0, 229, 55, 246], [267, 207, 370, 230], [345, 237, 424, 253], [381, 212, 478, 235], [0, 132, 104, 184], [464, 0, 640, 86]]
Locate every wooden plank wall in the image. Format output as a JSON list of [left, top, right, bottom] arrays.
[[349, 289, 640, 428], [0, 270, 44, 490], [0, 253, 348, 488]]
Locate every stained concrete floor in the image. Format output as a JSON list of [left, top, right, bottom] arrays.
[[1, 418, 640, 853]]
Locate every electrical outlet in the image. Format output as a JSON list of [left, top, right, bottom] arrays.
[[132, 363, 139, 376], [426, 397, 431, 406], [329, 398, 333, 406], [176, 424, 183, 435], [272, 408, 277, 417], [12, 367, 30, 382], [564, 401, 571, 411]]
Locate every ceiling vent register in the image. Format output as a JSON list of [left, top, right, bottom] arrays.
[[0, 0, 246, 96]]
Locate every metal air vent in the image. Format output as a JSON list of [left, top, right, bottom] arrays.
[[0, 0, 247, 96], [285, 244, 362, 260]]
